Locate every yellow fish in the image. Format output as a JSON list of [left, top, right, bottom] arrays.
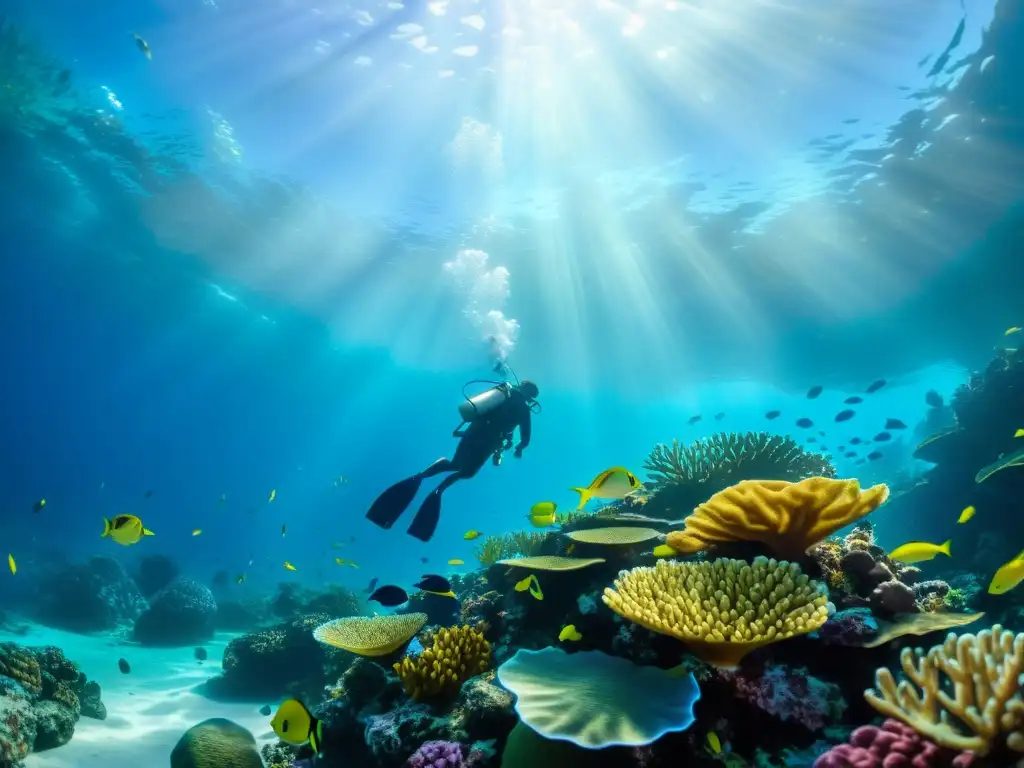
[[270, 698, 323, 754], [889, 539, 951, 564], [514, 574, 543, 600], [558, 624, 582, 642], [268, 489, 277, 502], [957, 506, 975, 524], [284, 561, 297, 571], [570, 466, 644, 510], [7, 554, 15, 575], [463, 530, 483, 540], [334, 558, 359, 568], [1015, 428, 1024, 438], [101, 515, 154, 546], [707, 732, 722, 754], [192, 529, 203, 536], [1005, 326, 1021, 336], [988, 550, 1024, 595], [526, 501, 558, 528], [653, 544, 677, 557], [448, 559, 465, 566]]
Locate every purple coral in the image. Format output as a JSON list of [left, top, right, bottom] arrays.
[[406, 740, 463, 768], [817, 608, 880, 646], [720, 663, 846, 732], [813, 719, 977, 767]]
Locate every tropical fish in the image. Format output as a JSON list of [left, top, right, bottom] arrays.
[[132, 33, 152, 59], [849, 437, 863, 445], [844, 396, 863, 405], [420, 557, 429, 564], [713, 412, 725, 420], [835, 409, 856, 422], [281, 524, 286, 537], [270, 699, 323, 754], [988, 550, 1024, 595], [268, 489, 277, 503], [144, 490, 154, 499], [514, 574, 543, 600], [796, 418, 813, 428], [32, 499, 45, 513], [194, 647, 208, 662], [102, 515, 154, 546], [334, 557, 358, 568], [259, 704, 272, 716], [885, 418, 907, 430], [889, 540, 951, 564], [1015, 428, 1024, 438], [806, 385, 823, 399], [236, 574, 246, 584], [448, 559, 465, 566], [844, 451, 857, 458], [866, 379, 887, 393], [118, 658, 131, 674], [707, 732, 722, 754], [765, 410, 781, 420], [558, 624, 582, 642], [192, 529, 202, 536], [218, 494, 226, 503], [7, 554, 14, 575], [925, 390, 943, 408], [653, 544, 677, 557], [570, 467, 643, 510], [464, 530, 483, 541], [1005, 326, 1021, 336], [369, 585, 409, 607], [867, 451, 883, 461], [526, 501, 558, 528], [365, 578, 379, 594], [284, 561, 297, 571], [874, 432, 892, 442], [687, 415, 701, 425], [413, 574, 457, 599], [957, 506, 975, 524]]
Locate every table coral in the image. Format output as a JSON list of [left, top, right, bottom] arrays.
[[813, 719, 977, 768], [602, 557, 830, 668], [665, 477, 889, 560], [314, 613, 427, 657], [394, 624, 491, 701]]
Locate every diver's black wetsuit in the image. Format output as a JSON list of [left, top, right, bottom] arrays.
[[365, 385, 535, 542]]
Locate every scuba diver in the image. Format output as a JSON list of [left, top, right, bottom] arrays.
[[365, 372, 540, 542]]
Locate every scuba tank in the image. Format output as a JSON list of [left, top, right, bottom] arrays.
[[458, 382, 513, 422]]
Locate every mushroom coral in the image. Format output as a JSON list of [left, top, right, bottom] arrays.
[[312, 613, 427, 656], [393, 623, 491, 701], [665, 476, 889, 560], [602, 557, 830, 668], [496, 647, 699, 748]]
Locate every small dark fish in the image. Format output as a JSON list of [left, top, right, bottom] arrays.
[[369, 585, 409, 608], [844, 451, 857, 458], [687, 415, 702, 425], [885, 418, 907, 430], [420, 556, 429, 564], [118, 658, 131, 674], [844, 396, 863, 405], [806, 437, 816, 443], [806, 385, 823, 399], [365, 578, 379, 594], [413, 574, 455, 597], [259, 704, 272, 716], [867, 451, 883, 461], [281, 524, 286, 537], [835, 409, 856, 422], [865, 379, 886, 393], [820, 445, 828, 451], [32, 499, 45, 513], [714, 412, 725, 421], [765, 410, 781, 420], [838, 445, 846, 452], [194, 647, 208, 662], [818, 431, 825, 436], [144, 490, 154, 499], [849, 437, 863, 445], [796, 418, 814, 428], [856, 458, 866, 465], [874, 432, 892, 442], [57, 69, 70, 85], [925, 390, 943, 408]]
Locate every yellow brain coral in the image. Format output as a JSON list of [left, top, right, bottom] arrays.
[[665, 476, 890, 559], [313, 613, 427, 657], [865, 624, 1023, 755], [602, 557, 830, 668], [394, 623, 491, 701]]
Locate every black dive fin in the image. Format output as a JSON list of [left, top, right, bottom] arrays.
[[407, 490, 442, 542], [366, 475, 422, 529]]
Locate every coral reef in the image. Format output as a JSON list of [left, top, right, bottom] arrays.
[[34, 556, 147, 632], [474, 532, 551, 567], [314, 613, 428, 656], [170, 718, 263, 768], [133, 577, 217, 646], [718, 663, 846, 732], [394, 624, 491, 702], [135, 554, 180, 597], [814, 719, 977, 768], [406, 740, 463, 767]]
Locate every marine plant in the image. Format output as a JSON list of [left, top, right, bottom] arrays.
[[393, 623, 491, 701], [642, 431, 836, 517], [602, 557, 830, 668], [474, 531, 549, 567]]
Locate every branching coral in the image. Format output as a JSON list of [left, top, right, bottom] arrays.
[[393, 624, 491, 701], [864, 624, 1023, 755], [602, 557, 830, 668], [474, 531, 549, 567], [665, 476, 890, 559]]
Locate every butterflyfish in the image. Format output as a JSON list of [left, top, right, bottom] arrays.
[[570, 467, 644, 510], [558, 624, 582, 642], [102, 515, 154, 546], [283, 561, 297, 571], [413, 574, 456, 599], [514, 574, 543, 600], [888, 539, 951, 564], [7, 554, 14, 575], [270, 698, 323, 754], [448, 559, 465, 566], [526, 501, 558, 528], [463, 530, 483, 540], [988, 550, 1024, 595], [653, 544, 678, 557], [369, 585, 409, 607], [957, 506, 975, 524], [268, 489, 277, 502]]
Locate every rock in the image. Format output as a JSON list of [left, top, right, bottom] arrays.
[[34, 557, 147, 632], [340, 657, 390, 712], [80, 680, 106, 720], [136, 555, 180, 597], [32, 700, 76, 751], [452, 675, 516, 741], [0, 688, 38, 763], [871, 580, 918, 615], [133, 578, 217, 646], [170, 718, 263, 768], [213, 600, 265, 632], [30, 645, 106, 720]]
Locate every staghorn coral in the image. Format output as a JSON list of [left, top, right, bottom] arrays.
[[315, 613, 427, 656], [602, 557, 830, 668], [0, 643, 41, 694], [394, 624, 491, 701], [864, 624, 1023, 755], [665, 476, 890, 560], [474, 532, 549, 567]]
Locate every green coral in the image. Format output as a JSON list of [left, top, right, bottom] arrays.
[[943, 588, 968, 612], [171, 718, 263, 768], [475, 531, 550, 567]]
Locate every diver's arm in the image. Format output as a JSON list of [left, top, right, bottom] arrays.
[[513, 409, 532, 457]]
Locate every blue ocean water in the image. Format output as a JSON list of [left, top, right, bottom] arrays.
[[1, 0, 1023, 765]]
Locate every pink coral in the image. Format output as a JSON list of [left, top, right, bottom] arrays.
[[813, 720, 977, 768], [719, 663, 845, 731]]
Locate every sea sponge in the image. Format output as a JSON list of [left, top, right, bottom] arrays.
[[496, 556, 605, 571], [393, 624, 491, 701], [665, 477, 890, 560], [602, 557, 830, 668], [314, 613, 427, 657], [170, 718, 263, 768], [0, 643, 42, 694], [564, 527, 661, 545], [496, 647, 700, 748], [864, 624, 1023, 755]]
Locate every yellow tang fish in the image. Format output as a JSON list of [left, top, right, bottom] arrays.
[[102, 515, 155, 546], [284, 561, 297, 571], [514, 574, 543, 601], [270, 698, 323, 754], [268, 489, 277, 503], [192, 529, 203, 536], [7, 554, 15, 575], [448, 559, 465, 566], [889, 539, 951, 564], [1015, 428, 1024, 438], [988, 550, 1024, 595], [526, 501, 558, 528], [1005, 326, 1021, 336], [463, 530, 483, 541], [558, 624, 582, 642], [653, 544, 677, 557], [570, 466, 644, 510], [334, 557, 359, 568], [957, 506, 975, 524], [707, 732, 722, 755]]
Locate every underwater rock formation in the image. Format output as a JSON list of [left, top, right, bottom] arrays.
[[270, 583, 363, 622], [718, 663, 846, 732], [170, 718, 263, 768], [133, 577, 217, 646], [34, 556, 147, 633], [135, 554, 180, 597]]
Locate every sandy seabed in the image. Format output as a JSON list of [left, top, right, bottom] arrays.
[[0, 622, 276, 767]]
